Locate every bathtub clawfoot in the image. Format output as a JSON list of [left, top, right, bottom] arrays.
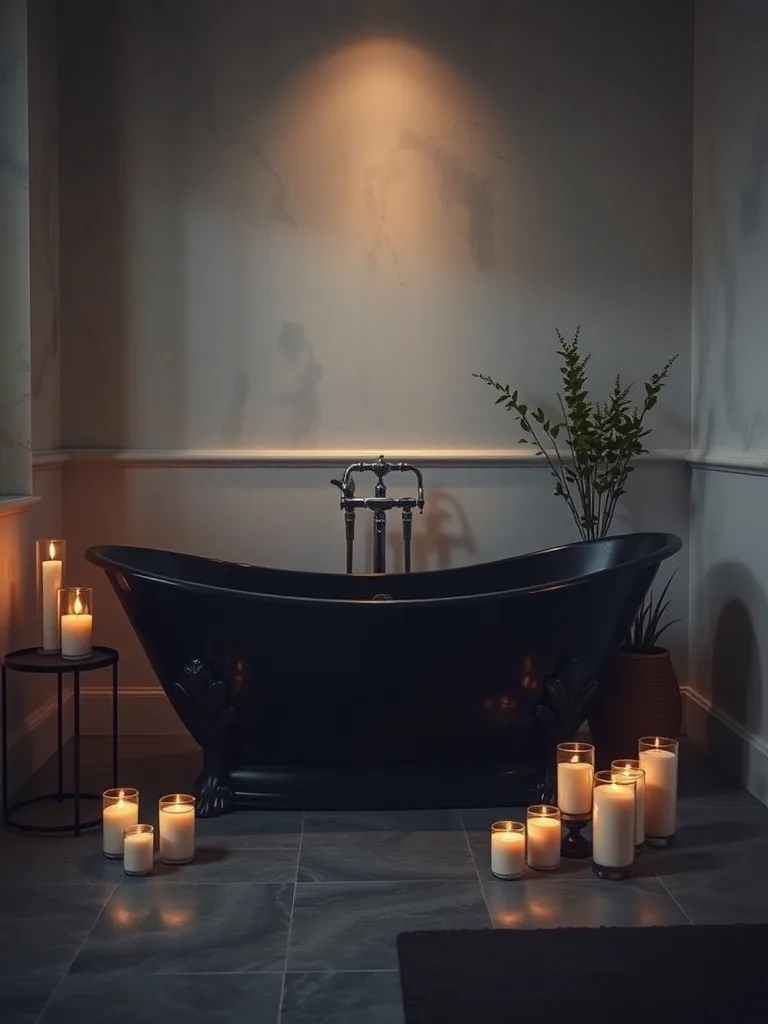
[[535, 657, 597, 794], [174, 659, 236, 818]]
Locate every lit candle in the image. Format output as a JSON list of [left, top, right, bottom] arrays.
[[526, 806, 561, 871], [611, 760, 646, 848], [638, 737, 678, 844], [159, 794, 196, 864], [123, 825, 155, 876], [102, 789, 139, 858], [557, 756, 594, 817], [490, 821, 525, 880], [61, 591, 93, 659], [41, 542, 62, 651], [592, 776, 636, 874]]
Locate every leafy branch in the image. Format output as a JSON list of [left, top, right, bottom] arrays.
[[474, 327, 677, 540]]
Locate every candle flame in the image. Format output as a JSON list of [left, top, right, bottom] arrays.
[[623, 767, 631, 777], [48, 541, 56, 560], [73, 593, 83, 615], [570, 755, 579, 763], [655, 737, 660, 749]]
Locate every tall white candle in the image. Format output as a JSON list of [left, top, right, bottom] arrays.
[[61, 592, 93, 658], [639, 746, 677, 838], [490, 826, 525, 879], [159, 797, 196, 864], [526, 817, 561, 871], [593, 781, 636, 868], [557, 759, 594, 817], [123, 828, 154, 875], [41, 555, 62, 650], [103, 795, 139, 858]]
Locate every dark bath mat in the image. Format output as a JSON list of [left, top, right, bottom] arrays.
[[397, 924, 768, 1023]]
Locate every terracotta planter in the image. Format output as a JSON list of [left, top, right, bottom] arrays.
[[588, 648, 682, 767]]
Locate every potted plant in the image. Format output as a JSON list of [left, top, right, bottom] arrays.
[[588, 571, 682, 764], [474, 327, 677, 539]]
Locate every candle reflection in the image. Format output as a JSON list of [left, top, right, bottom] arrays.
[[159, 905, 194, 929]]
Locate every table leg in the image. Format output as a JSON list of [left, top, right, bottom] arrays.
[[112, 660, 118, 788], [57, 673, 63, 800], [73, 670, 81, 837], [1, 665, 8, 826]]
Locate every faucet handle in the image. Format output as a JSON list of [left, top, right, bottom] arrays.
[[330, 478, 355, 498]]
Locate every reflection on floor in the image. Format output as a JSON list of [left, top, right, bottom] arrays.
[[1, 737, 766, 1023]]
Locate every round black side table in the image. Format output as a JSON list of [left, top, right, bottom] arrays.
[[1, 646, 119, 836]]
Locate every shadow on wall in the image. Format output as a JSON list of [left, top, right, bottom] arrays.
[[374, 489, 476, 574], [705, 561, 767, 800]]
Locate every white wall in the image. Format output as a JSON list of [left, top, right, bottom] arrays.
[[50, 1, 696, 727], [688, 0, 768, 800]]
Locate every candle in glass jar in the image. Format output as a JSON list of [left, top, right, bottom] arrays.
[[123, 825, 154, 876], [639, 737, 678, 842], [526, 806, 561, 871], [490, 821, 525, 879], [41, 545, 62, 651], [611, 760, 646, 847], [593, 779, 636, 870], [159, 794, 196, 864], [557, 757, 594, 817], [102, 789, 139, 858], [61, 591, 92, 658]]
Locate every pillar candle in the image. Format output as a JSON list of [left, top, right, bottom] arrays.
[[490, 828, 525, 879], [639, 746, 677, 839], [41, 556, 62, 650], [159, 797, 196, 864], [61, 596, 92, 658], [103, 797, 139, 858], [526, 817, 561, 871], [593, 781, 635, 869], [557, 758, 594, 817]]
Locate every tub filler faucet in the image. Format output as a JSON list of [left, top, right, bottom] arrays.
[[330, 455, 425, 574]]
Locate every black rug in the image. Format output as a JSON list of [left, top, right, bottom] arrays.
[[397, 925, 768, 1023]]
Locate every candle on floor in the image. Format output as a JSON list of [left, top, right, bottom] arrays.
[[592, 770, 636, 880], [638, 737, 678, 846], [490, 820, 526, 880], [123, 824, 155, 876], [556, 742, 595, 818], [102, 788, 139, 858], [611, 759, 646, 850], [37, 539, 65, 652], [59, 587, 93, 659], [526, 805, 561, 871], [159, 793, 196, 864]]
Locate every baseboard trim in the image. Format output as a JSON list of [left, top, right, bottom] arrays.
[[80, 685, 190, 738], [681, 686, 768, 806], [686, 450, 768, 476]]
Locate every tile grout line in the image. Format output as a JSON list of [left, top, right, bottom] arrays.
[[654, 872, 695, 925], [33, 878, 120, 1024], [276, 810, 304, 1023], [459, 809, 494, 928]]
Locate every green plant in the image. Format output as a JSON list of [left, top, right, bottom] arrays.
[[473, 327, 677, 540], [624, 569, 679, 653]]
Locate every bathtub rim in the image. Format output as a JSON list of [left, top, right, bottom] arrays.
[[85, 531, 682, 609]]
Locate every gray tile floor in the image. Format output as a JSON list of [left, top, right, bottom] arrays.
[[1, 737, 767, 1023]]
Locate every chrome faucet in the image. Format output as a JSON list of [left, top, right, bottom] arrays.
[[330, 455, 425, 574]]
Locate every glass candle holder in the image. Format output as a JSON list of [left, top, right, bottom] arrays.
[[592, 770, 636, 880], [526, 805, 561, 871], [123, 824, 155, 876], [159, 794, 196, 864], [611, 758, 646, 851], [557, 741, 595, 859], [59, 587, 93, 660], [102, 788, 139, 859], [37, 539, 65, 653], [490, 820, 526, 880], [638, 737, 679, 847]]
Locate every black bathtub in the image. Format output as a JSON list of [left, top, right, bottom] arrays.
[[87, 532, 681, 816]]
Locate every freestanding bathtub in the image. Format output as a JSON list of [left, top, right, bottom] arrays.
[[87, 532, 681, 816]]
